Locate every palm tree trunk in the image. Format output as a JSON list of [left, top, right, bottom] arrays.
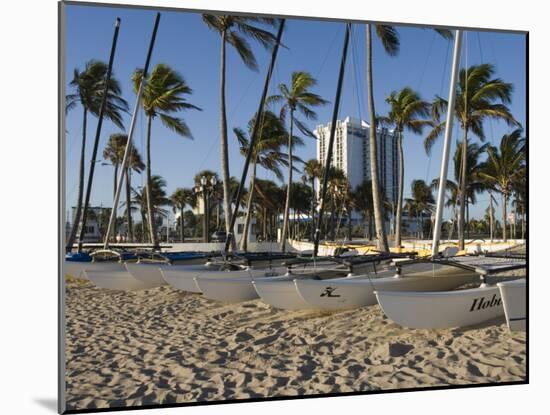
[[66, 108, 88, 251], [145, 115, 158, 249], [457, 128, 468, 250], [240, 160, 257, 251], [180, 207, 185, 242], [140, 209, 147, 243], [310, 178, 316, 241], [502, 193, 507, 242], [489, 193, 494, 242], [281, 111, 294, 252], [219, 30, 236, 251], [366, 24, 389, 252], [369, 212, 374, 241], [262, 207, 267, 240], [125, 169, 133, 242], [395, 130, 405, 247]]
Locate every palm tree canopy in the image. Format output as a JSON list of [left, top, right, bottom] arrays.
[[425, 63, 520, 154], [410, 179, 435, 214], [478, 129, 526, 196], [382, 87, 431, 134], [132, 63, 201, 137], [132, 175, 170, 212], [268, 71, 328, 137], [202, 15, 278, 71], [66, 60, 128, 128], [103, 133, 145, 172], [234, 111, 303, 181], [170, 188, 194, 210]]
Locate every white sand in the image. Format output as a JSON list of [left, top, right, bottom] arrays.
[[64, 277, 526, 411]]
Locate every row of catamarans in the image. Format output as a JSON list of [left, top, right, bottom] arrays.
[[65, 248, 526, 332]]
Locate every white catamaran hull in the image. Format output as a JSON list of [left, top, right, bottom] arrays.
[[295, 263, 478, 311], [125, 262, 167, 287], [160, 265, 280, 293], [375, 285, 504, 329], [497, 279, 526, 331], [84, 269, 159, 291], [253, 275, 313, 310], [195, 269, 286, 302], [64, 261, 126, 279], [296, 272, 477, 311]]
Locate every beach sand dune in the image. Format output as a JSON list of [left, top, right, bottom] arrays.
[[64, 277, 526, 411]]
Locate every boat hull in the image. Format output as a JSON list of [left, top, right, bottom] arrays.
[[125, 262, 167, 287], [375, 285, 504, 329], [84, 269, 159, 291], [64, 261, 126, 279], [295, 264, 478, 311], [497, 279, 526, 331], [195, 268, 286, 302]]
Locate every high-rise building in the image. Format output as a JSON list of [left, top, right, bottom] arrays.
[[315, 116, 399, 205]]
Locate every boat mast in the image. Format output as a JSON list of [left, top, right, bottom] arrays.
[[431, 30, 463, 257], [313, 23, 351, 258], [103, 13, 161, 250], [223, 19, 286, 254], [75, 18, 122, 253]]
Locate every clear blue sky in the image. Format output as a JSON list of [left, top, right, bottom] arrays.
[[64, 3, 526, 222]]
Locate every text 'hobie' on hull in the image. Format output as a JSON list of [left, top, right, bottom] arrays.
[[375, 255, 527, 329]]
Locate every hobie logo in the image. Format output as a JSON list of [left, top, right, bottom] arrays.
[[320, 287, 340, 297], [469, 294, 502, 312]]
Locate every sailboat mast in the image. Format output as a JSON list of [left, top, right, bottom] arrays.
[[313, 23, 351, 258], [103, 13, 161, 250], [223, 19, 286, 254], [431, 29, 463, 257], [75, 18, 122, 253]]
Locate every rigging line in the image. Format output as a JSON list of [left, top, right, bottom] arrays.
[[439, 38, 452, 97], [197, 74, 259, 173], [417, 31, 437, 91], [315, 24, 343, 79], [350, 26, 362, 121]]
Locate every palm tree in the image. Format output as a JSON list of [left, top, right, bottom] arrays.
[[478, 129, 525, 242], [254, 179, 284, 241], [234, 111, 290, 250], [103, 133, 128, 199], [132, 63, 201, 248], [170, 188, 194, 242], [268, 71, 328, 252], [302, 159, 323, 241], [365, 25, 452, 251], [353, 180, 375, 240], [65, 59, 128, 250], [202, 15, 277, 249], [132, 175, 170, 242], [409, 179, 435, 239], [425, 63, 520, 249], [381, 87, 431, 246]]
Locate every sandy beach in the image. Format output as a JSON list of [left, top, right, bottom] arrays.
[[64, 275, 526, 411]]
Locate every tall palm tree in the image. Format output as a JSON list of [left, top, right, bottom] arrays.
[[234, 111, 290, 250], [478, 129, 525, 242], [202, 15, 277, 249], [302, 159, 323, 241], [365, 25, 452, 251], [425, 63, 520, 249], [132, 64, 201, 248], [381, 87, 431, 246], [170, 188, 194, 242], [65, 59, 128, 250], [254, 179, 284, 241], [268, 71, 328, 252]]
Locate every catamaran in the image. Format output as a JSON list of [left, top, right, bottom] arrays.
[[374, 30, 527, 330], [497, 277, 526, 331]]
